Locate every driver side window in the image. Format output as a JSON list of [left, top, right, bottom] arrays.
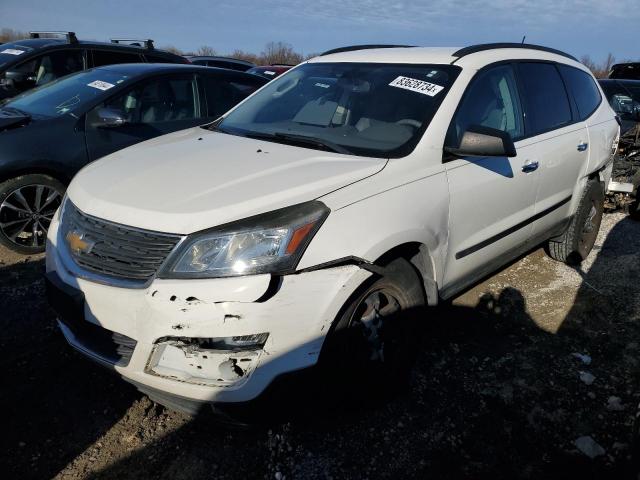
[[96, 75, 201, 125], [448, 65, 524, 147]]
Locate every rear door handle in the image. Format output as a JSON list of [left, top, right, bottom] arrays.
[[522, 160, 539, 173], [577, 143, 589, 152]]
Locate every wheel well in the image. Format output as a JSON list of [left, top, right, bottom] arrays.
[[0, 168, 70, 186], [374, 242, 422, 267], [374, 242, 439, 307]]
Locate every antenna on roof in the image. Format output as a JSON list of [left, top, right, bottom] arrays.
[[521, 35, 526, 45]]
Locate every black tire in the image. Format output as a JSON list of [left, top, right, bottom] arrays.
[[547, 179, 604, 264], [0, 174, 65, 254], [629, 172, 640, 221], [319, 258, 425, 395]]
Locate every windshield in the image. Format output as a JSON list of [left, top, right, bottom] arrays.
[[0, 43, 34, 66], [218, 62, 460, 158], [1, 68, 130, 117]]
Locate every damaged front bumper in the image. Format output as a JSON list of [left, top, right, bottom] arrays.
[[45, 211, 371, 411]]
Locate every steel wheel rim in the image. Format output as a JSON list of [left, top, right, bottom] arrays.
[[583, 204, 598, 234], [351, 289, 401, 363], [0, 184, 62, 248]]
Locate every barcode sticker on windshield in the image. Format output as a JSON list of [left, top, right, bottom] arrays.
[[87, 80, 115, 91], [389, 76, 444, 97], [1, 49, 25, 55], [264, 70, 276, 75]]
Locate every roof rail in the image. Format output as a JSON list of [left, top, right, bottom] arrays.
[[110, 38, 155, 50], [29, 31, 78, 43], [452, 43, 577, 62], [320, 44, 414, 56]]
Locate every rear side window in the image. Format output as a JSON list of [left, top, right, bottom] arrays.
[[559, 65, 601, 120], [518, 63, 572, 136], [203, 75, 263, 117], [92, 50, 142, 67]]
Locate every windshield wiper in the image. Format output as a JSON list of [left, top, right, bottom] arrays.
[[273, 132, 352, 155], [243, 130, 351, 155], [204, 117, 226, 132]]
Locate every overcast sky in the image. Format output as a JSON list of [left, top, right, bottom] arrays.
[[1, 0, 637, 61]]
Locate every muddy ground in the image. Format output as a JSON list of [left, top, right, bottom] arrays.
[[1, 212, 640, 479]]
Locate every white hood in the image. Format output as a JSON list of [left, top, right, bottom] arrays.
[[67, 127, 387, 234]]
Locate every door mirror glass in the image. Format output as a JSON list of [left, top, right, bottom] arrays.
[[445, 125, 517, 157], [91, 107, 128, 128], [1, 70, 36, 90]]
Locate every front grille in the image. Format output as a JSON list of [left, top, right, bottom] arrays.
[[61, 201, 182, 283]]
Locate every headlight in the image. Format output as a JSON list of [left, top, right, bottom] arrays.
[[159, 201, 329, 278]]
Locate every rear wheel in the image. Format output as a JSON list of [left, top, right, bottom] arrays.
[[0, 175, 65, 254], [629, 172, 640, 220], [320, 258, 425, 394], [547, 179, 604, 264]]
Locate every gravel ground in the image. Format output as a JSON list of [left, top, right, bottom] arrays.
[[1, 212, 639, 479]]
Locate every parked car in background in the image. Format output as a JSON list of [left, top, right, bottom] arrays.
[[599, 78, 640, 217], [246, 64, 292, 80], [0, 31, 188, 100], [0, 63, 267, 253], [609, 62, 640, 80], [599, 79, 640, 134], [46, 43, 618, 415], [185, 56, 255, 72]]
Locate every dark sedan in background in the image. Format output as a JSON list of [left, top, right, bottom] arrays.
[[185, 55, 255, 71], [0, 63, 267, 253], [246, 64, 293, 80], [0, 31, 188, 101]]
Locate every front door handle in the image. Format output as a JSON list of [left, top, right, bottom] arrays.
[[522, 160, 539, 173], [577, 143, 589, 152]]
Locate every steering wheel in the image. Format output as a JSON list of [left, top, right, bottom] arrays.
[[396, 119, 422, 129]]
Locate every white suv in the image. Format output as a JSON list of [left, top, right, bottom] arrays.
[[46, 43, 619, 413]]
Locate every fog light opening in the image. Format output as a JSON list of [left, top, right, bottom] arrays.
[[219, 358, 245, 381]]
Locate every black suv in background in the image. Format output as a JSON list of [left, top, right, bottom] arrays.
[[609, 62, 640, 80], [0, 31, 188, 100], [0, 63, 267, 253], [185, 56, 255, 71]]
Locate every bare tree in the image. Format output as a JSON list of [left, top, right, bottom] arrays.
[[229, 49, 259, 64], [0, 28, 28, 43], [261, 41, 303, 65], [581, 52, 617, 78], [196, 45, 217, 56], [161, 45, 184, 56]]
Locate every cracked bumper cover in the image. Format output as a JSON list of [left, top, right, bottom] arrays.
[[46, 212, 371, 405]]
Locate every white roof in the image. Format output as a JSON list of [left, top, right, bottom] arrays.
[[309, 47, 460, 65], [308, 45, 586, 72]]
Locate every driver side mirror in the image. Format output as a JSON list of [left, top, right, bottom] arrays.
[[91, 107, 128, 128], [1, 70, 36, 90], [444, 125, 517, 158]]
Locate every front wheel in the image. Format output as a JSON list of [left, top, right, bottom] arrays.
[[547, 179, 604, 264], [0, 175, 65, 254], [320, 258, 426, 394]]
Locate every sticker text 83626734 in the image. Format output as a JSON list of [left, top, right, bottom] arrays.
[[389, 76, 444, 97]]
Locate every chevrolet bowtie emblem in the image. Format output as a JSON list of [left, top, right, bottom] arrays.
[[66, 230, 95, 255]]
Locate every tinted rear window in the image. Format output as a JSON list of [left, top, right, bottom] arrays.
[[518, 62, 572, 136], [610, 64, 640, 80], [559, 65, 601, 120], [145, 53, 182, 64], [92, 50, 142, 67]]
